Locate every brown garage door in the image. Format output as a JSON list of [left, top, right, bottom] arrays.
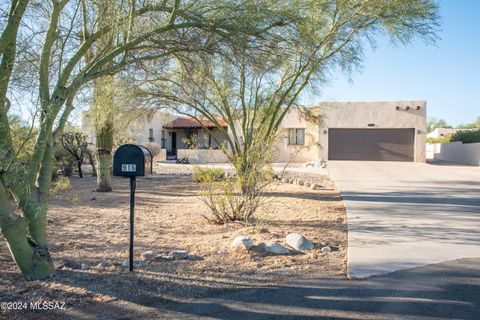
[[328, 129, 415, 161]]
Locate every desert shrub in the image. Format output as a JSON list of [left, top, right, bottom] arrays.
[[51, 176, 72, 194], [197, 176, 269, 224], [182, 134, 198, 149], [426, 135, 452, 144], [192, 167, 225, 183], [194, 145, 275, 224], [145, 143, 161, 158], [9, 115, 38, 164], [451, 129, 480, 144]]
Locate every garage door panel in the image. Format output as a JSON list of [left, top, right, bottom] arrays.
[[329, 129, 414, 161]]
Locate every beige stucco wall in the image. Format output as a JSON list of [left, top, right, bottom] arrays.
[[313, 101, 427, 162], [81, 110, 173, 146], [178, 149, 229, 163], [272, 108, 321, 163], [134, 112, 173, 145]]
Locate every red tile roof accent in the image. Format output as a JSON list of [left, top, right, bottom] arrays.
[[163, 117, 228, 129]]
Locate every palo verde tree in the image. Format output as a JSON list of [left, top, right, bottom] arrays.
[[0, 0, 289, 280], [136, 0, 440, 221]]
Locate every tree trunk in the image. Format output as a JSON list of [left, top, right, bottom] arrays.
[[96, 150, 112, 192], [0, 183, 55, 280], [93, 75, 115, 192], [77, 160, 83, 178]]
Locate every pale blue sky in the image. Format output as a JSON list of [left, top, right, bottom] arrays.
[[311, 0, 479, 127]]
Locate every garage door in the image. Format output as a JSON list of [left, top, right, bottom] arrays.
[[328, 129, 415, 161]]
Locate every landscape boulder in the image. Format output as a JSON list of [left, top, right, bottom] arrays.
[[321, 245, 332, 253], [232, 236, 253, 251], [59, 259, 81, 270], [141, 250, 156, 261], [286, 233, 314, 251], [122, 260, 146, 268], [169, 250, 189, 259], [264, 242, 289, 255]]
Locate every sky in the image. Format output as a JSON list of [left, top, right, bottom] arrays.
[[308, 0, 480, 127]]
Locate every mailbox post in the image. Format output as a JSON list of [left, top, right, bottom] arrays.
[[113, 144, 153, 271]]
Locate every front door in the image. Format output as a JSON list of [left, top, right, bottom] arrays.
[[167, 132, 177, 160]]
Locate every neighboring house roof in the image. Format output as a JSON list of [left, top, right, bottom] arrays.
[[163, 117, 228, 129]]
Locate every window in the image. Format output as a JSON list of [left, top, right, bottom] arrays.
[[148, 128, 154, 142], [288, 128, 305, 145], [161, 130, 166, 148]]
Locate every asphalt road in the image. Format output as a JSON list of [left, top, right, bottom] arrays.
[[156, 257, 480, 320]]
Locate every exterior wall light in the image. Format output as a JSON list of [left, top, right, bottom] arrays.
[[415, 106, 421, 110], [323, 129, 328, 134], [417, 129, 422, 134], [405, 106, 410, 110]]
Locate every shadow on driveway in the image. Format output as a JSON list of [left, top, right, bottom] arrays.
[[158, 257, 480, 319]]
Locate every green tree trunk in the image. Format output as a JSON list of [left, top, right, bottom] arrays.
[[0, 183, 54, 280], [93, 76, 115, 192]]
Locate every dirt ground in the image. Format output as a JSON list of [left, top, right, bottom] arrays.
[[0, 163, 347, 319]]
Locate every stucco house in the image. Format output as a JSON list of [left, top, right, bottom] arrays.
[[82, 100, 427, 163], [427, 128, 474, 139]]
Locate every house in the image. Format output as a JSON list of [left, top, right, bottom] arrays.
[[82, 100, 427, 163], [315, 101, 427, 162], [427, 128, 473, 139]]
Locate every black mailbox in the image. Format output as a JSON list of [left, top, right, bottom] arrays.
[[113, 144, 153, 177], [112, 144, 153, 272]]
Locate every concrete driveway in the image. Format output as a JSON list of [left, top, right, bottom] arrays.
[[328, 161, 480, 278]]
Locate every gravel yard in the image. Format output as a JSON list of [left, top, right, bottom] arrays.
[[0, 162, 347, 319]]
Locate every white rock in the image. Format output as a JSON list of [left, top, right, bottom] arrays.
[[322, 245, 332, 253], [81, 263, 90, 270], [141, 250, 156, 261], [288, 178, 295, 184], [169, 250, 189, 259], [95, 262, 107, 270], [122, 260, 146, 267], [232, 236, 253, 250], [265, 242, 289, 255], [310, 183, 319, 190], [281, 178, 289, 183], [297, 179, 305, 186], [286, 233, 314, 251], [156, 255, 174, 260], [304, 181, 311, 188], [218, 247, 227, 254]]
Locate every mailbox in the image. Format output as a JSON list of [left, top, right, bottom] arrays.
[[112, 144, 153, 272], [113, 144, 153, 177]]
